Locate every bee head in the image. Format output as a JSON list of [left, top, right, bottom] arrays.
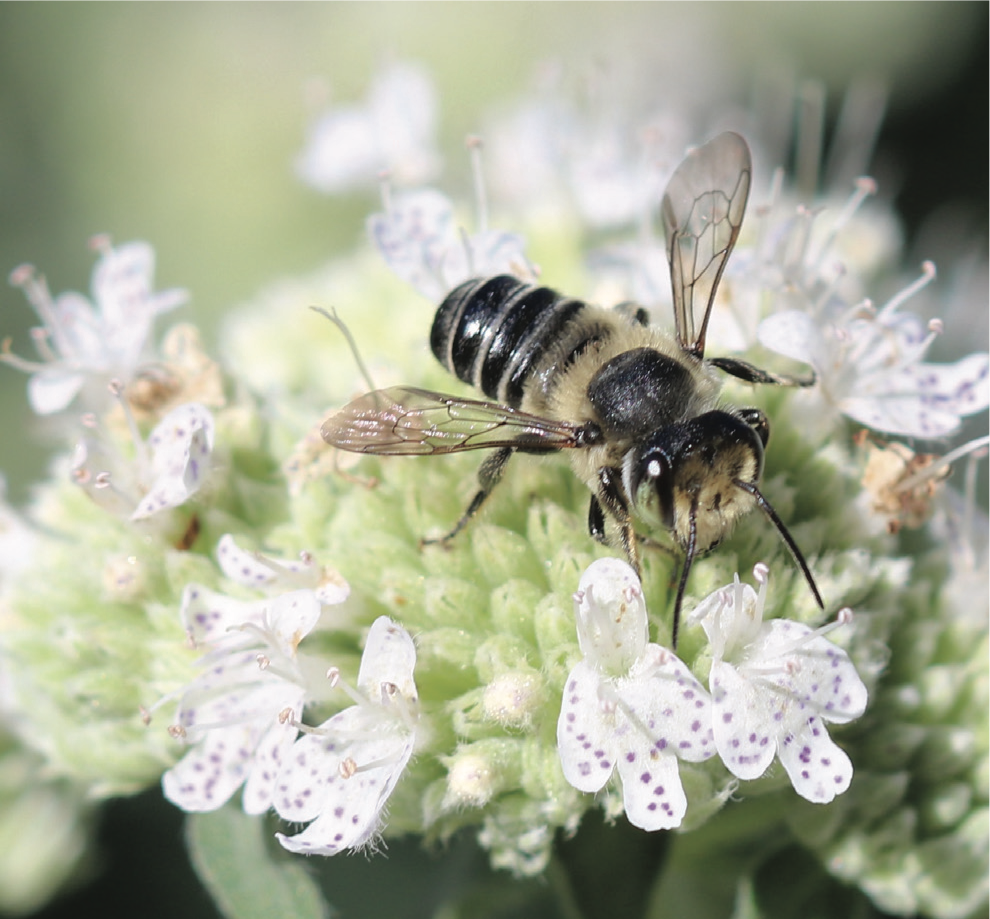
[[627, 407, 822, 649], [627, 410, 766, 551]]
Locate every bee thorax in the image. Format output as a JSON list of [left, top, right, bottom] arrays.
[[587, 347, 697, 438]]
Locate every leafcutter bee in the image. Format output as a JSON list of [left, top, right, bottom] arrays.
[[323, 132, 822, 646]]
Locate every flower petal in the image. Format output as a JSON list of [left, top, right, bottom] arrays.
[[556, 660, 616, 793], [241, 714, 301, 816], [614, 745, 687, 831], [179, 584, 267, 646], [274, 707, 414, 854], [356, 616, 417, 701], [621, 646, 716, 764], [267, 590, 322, 657], [573, 557, 648, 674], [709, 660, 778, 781], [162, 724, 256, 812], [367, 188, 457, 301], [845, 353, 990, 438], [776, 714, 854, 803], [132, 402, 215, 519], [216, 534, 280, 588], [744, 619, 868, 724], [757, 310, 827, 370], [27, 368, 86, 415]]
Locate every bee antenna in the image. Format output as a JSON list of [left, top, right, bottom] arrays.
[[734, 480, 824, 610], [310, 305, 378, 393], [671, 496, 700, 649]]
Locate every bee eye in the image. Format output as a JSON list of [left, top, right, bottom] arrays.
[[629, 446, 675, 530]]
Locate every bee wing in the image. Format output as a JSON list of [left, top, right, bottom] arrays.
[[321, 386, 587, 455], [662, 131, 752, 359]]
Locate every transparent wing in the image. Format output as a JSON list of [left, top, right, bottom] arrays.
[[661, 131, 752, 358], [321, 386, 587, 455]]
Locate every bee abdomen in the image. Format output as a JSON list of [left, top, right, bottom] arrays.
[[431, 275, 592, 408]]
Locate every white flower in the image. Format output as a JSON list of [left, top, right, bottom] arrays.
[[295, 61, 440, 193], [483, 77, 573, 219], [689, 565, 868, 804], [556, 558, 715, 831], [566, 117, 677, 229], [72, 398, 215, 521], [131, 402, 215, 519], [274, 616, 418, 855], [161, 586, 322, 814], [216, 534, 350, 606], [3, 238, 186, 414], [368, 186, 530, 302], [758, 262, 990, 438]]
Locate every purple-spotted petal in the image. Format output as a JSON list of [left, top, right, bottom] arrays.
[[709, 660, 778, 782], [367, 189, 457, 301], [741, 619, 868, 724], [621, 646, 716, 764], [273, 616, 418, 855], [163, 723, 258, 813], [776, 714, 854, 803], [216, 534, 280, 588], [179, 584, 267, 647], [614, 744, 687, 831], [242, 712, 303, 814], [556, 660, 616, 793], [132, 402, 215, 519]]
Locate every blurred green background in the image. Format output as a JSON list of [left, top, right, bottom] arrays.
[[0, 4, 985, 918]]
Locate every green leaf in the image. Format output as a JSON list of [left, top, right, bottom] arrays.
[[185, 806, 329, 919]]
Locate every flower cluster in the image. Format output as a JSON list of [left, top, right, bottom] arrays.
[[158, 537, 419, 857], [0, 58, 986, 919], [557, 558, 867, 831], [3, 237, 186, 415]]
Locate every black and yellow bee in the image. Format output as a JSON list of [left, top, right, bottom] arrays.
[[323, 132, 821, 646]]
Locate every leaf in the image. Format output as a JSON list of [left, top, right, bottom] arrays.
[[185, 806, 330, 919]]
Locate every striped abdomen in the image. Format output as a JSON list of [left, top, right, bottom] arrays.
[[430, 275, 604, 409]]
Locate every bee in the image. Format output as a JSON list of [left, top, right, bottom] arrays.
[[323, 132, 822, 647]]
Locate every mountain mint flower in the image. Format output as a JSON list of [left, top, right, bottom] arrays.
[[216, 533, 350, 606], [161, 585, 323, 814], [3, 238, 186, 414], [689, 564, 868, 804], [71, 397, 215, 521], [758, 261, 990, 438], [368, 182, 530, 302], [296, 60, 440, 193], [131, 401, 216, 519], [274, 616, 418, 855], [557, 558, 715, 830]]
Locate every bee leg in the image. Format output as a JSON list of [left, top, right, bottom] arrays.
[[737, 408, 770, 447], [587, 495, 609, 544], [709, 356, 815, 388], [594, 466, 641, 577], [423, 446, 513, 547]]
